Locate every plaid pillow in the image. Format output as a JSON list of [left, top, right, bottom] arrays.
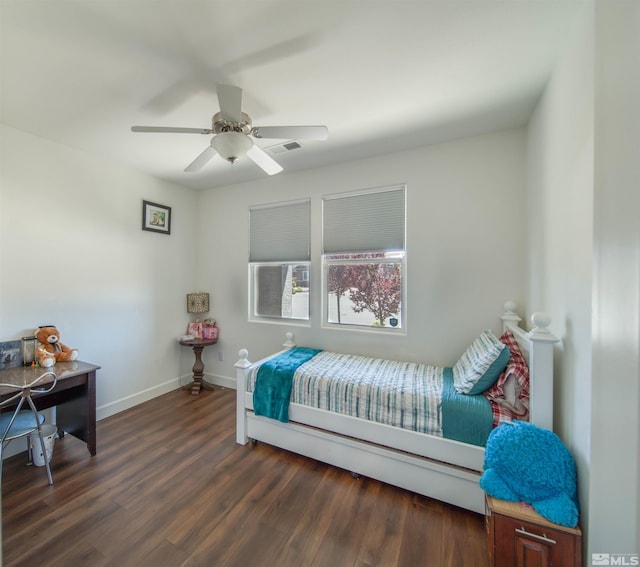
[[452, 330, 509, 394], [484, 330, 531, 425]]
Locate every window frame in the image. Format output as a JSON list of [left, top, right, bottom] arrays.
[[248, 198, 312, 325], [321, 184, 407, 334]]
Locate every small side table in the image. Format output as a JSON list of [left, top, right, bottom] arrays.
[[179, 337, 218, 395], [485, 495, 582, 567]]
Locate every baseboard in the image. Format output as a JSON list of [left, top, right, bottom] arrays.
[[97, 376, 184, 421], [204, 372, 235, 390], [96, 373, 236, 421]]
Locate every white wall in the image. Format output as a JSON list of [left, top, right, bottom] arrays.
[[525, 0, 594, 528], [527, 0, 640, 556], [197, 128, 527, 382], [591, 0, 640, 555], [0, 124, 199, 419]]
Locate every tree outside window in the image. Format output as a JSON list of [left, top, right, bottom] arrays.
[[326, 252, 403, 329]]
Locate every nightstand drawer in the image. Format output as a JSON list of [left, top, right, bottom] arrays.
[[486, 495, 582, 567]]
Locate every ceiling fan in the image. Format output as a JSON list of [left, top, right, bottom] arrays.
[[131, 84, 328, 176]]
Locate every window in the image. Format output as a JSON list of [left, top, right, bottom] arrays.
[[249, 199, 310, 322], [325, 252, 403, 328], [322, 185, 406, 330]]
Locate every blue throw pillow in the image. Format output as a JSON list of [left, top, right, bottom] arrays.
[[466, 346, 510, 395]]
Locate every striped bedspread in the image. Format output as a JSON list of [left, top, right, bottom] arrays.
[[249, 349, 495, 445]]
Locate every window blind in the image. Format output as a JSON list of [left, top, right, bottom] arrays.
[[322, 185, 405, 254], [249, 199, 311, 262]]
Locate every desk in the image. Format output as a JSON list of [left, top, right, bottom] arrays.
[[179, 338, 217, 395], [0, 361, 99, 456]]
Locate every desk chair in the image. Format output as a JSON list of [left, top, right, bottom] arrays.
[[0, 370, 58, 486]]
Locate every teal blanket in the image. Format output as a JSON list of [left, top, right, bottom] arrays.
[[441, 367, 494, 447], [253, 347, 322, 422]]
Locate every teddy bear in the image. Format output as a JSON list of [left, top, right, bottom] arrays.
[[479, 420, 579, 527], [35, 326, 78, 368]]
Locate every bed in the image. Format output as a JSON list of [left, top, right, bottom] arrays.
[[235, 303, 559, 514]]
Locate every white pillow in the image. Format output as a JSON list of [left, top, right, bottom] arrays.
[[452, 330, 509, 395]]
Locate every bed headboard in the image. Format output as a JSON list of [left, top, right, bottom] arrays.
[[501, 301, 559, 431]]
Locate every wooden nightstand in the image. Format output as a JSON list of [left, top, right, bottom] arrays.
[[485, 495, 582, 567]]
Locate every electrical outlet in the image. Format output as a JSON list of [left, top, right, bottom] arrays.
[[218, 350, 224, 362]]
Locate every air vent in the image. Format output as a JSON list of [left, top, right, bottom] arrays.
[[268, 141, 303, 155]]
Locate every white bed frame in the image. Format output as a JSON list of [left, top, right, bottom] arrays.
[[235, 302, 559, 514]]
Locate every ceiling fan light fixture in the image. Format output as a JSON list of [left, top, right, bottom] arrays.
[[131, 85, 328, 176], [212, 132, 253, 164]]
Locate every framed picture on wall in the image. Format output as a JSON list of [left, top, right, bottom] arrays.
[[142, 200, 171, 234]]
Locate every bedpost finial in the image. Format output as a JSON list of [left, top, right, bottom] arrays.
[[235, 348, 251, 368], [531, 312, 551, 329], [529, 312, 559, 343], [501, 301, 521, 326], [504, 300, 517, 314], [283, 332, 296, 349]]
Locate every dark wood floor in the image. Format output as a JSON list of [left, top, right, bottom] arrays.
[[2, 386, 489, 567]]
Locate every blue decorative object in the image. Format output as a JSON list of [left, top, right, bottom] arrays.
[[480, 420, 579, 527]]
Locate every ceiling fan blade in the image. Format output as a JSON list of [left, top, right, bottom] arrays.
[[252, 125, 328, 141], [184, 145, 217, 173], [246, 144, 283, 176], [217, 84, 243, 123], [132, 126, 213, 134]]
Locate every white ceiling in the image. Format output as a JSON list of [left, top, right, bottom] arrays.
[[0, 1, 585, 190]]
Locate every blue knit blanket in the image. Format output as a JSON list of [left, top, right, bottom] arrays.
[[253, 347, 322, 422]]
